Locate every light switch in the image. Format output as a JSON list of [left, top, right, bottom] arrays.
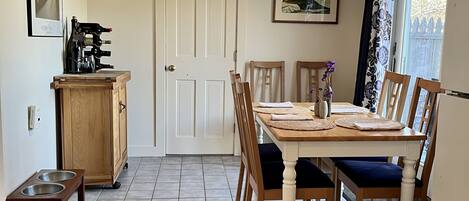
[[28, 106, 41, 130]]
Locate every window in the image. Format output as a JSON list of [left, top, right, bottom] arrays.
[[391, 0, 447, 163]]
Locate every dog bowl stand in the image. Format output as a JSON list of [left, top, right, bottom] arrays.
[[6, 169, 85, 201]]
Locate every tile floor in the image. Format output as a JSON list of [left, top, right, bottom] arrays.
[[69, 155, 351, 201], [70, 156, 242, 201]]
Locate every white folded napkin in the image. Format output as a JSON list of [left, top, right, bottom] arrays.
[[271, 114, 313, 121], [258, 101, 294, 108], [353, 120, 404, 131], [332, 105, 369, 114]]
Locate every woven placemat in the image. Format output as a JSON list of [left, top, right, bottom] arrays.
[[266, 119, 336, 131], [335, 117, 404, 130], [253, 107, 310, 114]]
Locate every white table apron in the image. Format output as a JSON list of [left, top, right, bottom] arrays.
[[256, 116, 421, 201]]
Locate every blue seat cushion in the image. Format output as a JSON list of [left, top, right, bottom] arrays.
[[331, 157, 389, 163], [261, 159, 334, 190], [259, 143, 282, 161], [336, 160, 423, 188]]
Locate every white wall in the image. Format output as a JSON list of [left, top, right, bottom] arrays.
[[238, 0, 365, 102], [87, 0, 158, 156], [84, 0, 366, 156], [0, 0, 87, 196], [0, 89, 5, 200]]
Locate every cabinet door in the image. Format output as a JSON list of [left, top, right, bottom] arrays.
[[64, 88, 113, 183], [118, 85, 128, 159]]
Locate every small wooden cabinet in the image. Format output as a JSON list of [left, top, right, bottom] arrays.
[[52, 71, 131, 186]]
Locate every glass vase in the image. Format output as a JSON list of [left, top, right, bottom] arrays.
[[326, 82, 333, 117]]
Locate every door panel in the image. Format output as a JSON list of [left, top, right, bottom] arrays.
[[176, 80, 196, 138], [204, 80, 225, 138], [166, 0, 236, 154]]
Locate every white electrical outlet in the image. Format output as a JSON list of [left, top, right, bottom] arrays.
[[28, 106, 41, 130]]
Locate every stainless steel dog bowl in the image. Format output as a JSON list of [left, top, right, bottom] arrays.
[[21, 183, 65, 196], [38, 171, 76, 182]]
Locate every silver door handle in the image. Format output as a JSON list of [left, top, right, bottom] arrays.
[[166, 65, 176, 72]]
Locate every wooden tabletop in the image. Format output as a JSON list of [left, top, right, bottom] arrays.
[[53, 70, 131, 82], [51, 70, 131, 89], [256, 103, 427, 142]]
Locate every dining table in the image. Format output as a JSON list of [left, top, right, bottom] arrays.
[[254, 102, 427, 201]]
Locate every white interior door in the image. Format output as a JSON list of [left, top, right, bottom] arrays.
[[164, 0, 237, 154]]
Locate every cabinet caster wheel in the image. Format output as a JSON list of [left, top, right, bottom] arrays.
[[112, 181, 121, 189], [124, 162, 129, 169]]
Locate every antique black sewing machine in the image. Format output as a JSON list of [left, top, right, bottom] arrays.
[[65, 16, 113, 74]]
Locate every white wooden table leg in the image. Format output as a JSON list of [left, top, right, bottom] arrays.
[[400, 158, 417, 201], [282, 143, 299, 201], [283, 160, 297, 201]]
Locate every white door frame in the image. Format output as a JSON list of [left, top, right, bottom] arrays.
[[390, 0, 410, 73], [155, 0, 244, 156], [154, 0, 167, 156], [233, 0, 248, 156]]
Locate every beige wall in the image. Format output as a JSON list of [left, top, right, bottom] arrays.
[[87, 0, 158, 156], [85, 0, 366, 156], [0, 0, 87, 196], [0, 89, 4, 200], [238, 0, 365, 102]]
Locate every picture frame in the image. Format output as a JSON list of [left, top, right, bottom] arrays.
[[273, 0, 339, 24], [27, 0, 63, 37]]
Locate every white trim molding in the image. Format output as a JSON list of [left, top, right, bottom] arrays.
[[128, 145, 164, 157]]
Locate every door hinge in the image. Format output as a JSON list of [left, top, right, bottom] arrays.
[[233, 50, 238, 63], [392, 42, 397, 56]]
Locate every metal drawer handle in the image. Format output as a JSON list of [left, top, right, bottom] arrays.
[[119, 102, 127, 113]]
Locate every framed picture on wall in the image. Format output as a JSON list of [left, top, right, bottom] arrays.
[[27, 0, 63, 37], [273, 0, 339, 24]]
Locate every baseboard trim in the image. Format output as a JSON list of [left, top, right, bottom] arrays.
[[128, 146, 164, 157]]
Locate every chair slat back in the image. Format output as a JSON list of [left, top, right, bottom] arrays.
[[236, 80, 265, 191], [406, 78, 442, 177], [420, 108, 438, 198], [250, 61, 285, 102], [296, 61, 329, 102], [230, 71, 258, 192], [229, 71, 247, 156], [397, 78, 441, 196], [407, 78, 442, 134], [377, 71, 411, 122]]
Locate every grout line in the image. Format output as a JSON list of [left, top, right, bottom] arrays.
[[151, 157, 163, 199], [123, 157, 141, 200], [202, 156, 207, 200], [177, 157, 183, 200], [222, 157, 235, 201]]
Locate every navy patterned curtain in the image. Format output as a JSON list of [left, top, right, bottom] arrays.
[[353, 0, 394, 112]]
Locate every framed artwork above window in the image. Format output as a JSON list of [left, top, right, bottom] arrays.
[[27, 0, 63, 37], [273, 0, 340, 24]]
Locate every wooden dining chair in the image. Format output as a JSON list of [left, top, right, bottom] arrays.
[[235, 78, 335, 201], [229, 70, 283, 201], [319, 71, 411, 183], [377, 71, 411, 122], [296, 61, 329, 102], [250, 61, 285, 102], [333, 78, 442, 201]]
